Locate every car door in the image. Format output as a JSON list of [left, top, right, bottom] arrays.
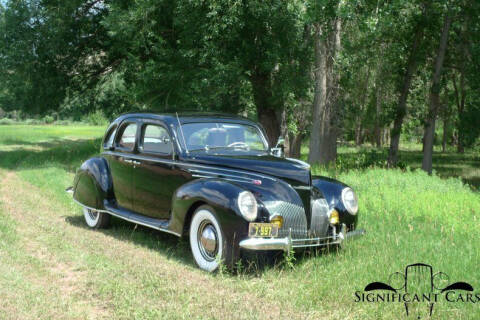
[[133, 121, 187, 220], [109, 121, 138, 212]]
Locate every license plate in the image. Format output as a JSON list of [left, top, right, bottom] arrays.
[[248, 223, 279, 238]]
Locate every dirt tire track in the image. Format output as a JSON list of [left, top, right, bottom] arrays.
[[0, 170, 111, 319]]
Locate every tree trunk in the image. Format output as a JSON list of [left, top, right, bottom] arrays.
[[452, 66, 466, 154], [422, 12, 451, 174], [442, 117, 448, 153], [309, 18, 341, 165], [308, 23, 327, 163], [321, 18, 341, 164], [374, 68, 383, 148], [289, 132, 303, 159], [387, 6, 428, 167], [355, 125, 362, 146], [356, 67, 370, 147], [374, 97, 382, 147], [441, 88, 449, 153], [457, 139, 464, 153], [382, 128, 387, 146], [250, 71, 281, 146]]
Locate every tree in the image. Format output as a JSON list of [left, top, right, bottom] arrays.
[[100, 0, 307, 145], [421, 9, 452, 174], [0, 0, 110, 115], [308, 0, 344, 165], [387, 2, 429, 167]]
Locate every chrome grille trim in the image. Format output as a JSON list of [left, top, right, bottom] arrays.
[[263, 200, 308, 238], [310, 198, 330, 237]]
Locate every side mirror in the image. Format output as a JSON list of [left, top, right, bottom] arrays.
[[271, 136, 285, 157]]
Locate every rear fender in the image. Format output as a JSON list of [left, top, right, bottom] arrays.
[[73, 157, 113, 210]]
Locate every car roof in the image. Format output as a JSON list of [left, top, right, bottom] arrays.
[[113, 112, 258, 126]]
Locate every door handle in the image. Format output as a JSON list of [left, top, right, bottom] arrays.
[[132, 160, 141, 165], [123, 159, 133, 163]]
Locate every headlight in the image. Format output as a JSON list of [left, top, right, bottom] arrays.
[[238, 191, 257, 221], [341, 187, 358, 215]]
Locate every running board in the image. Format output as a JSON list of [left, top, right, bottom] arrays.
[[68, 187, 180, 237], [103, 202, 180, 237]]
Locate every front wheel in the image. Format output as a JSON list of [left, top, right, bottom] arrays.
[[189, 206, 226, 272], [83, 207, 110, 229]]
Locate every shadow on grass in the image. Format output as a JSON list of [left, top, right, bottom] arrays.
[[64, 213, 339, 276], [0, 138, 101, 173], [65, 214, 197, 268], [0, 138, 69, 147], [398, 150, 480, 189], [311, 147, 480, 190]]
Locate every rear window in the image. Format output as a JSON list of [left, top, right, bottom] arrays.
[[103, 126, 117, 149]]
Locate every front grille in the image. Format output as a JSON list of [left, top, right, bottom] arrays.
[[310, 198, 330, 237], [263, 200, 308, 238]]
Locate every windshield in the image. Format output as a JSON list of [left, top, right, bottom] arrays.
[[178, 122, 268, 152]]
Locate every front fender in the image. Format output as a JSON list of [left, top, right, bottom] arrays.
[[169, 178, 250, 239], [312, 176, 358, 229], [73, 157, 113, 210]]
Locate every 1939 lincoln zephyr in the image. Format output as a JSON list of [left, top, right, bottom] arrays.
[[68, 113, 365, 272]]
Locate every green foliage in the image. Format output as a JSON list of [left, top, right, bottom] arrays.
[[0, 0, 479, 158], [282, 249, 296, 270], [0, 118, 14, 125], [82, 110, 109, 126], [335, 149, 388, 171], [458, 100, 480, 149], [43, 115, 54, 124], [53, 119, 73, 126], [0, 0, 110, 115]]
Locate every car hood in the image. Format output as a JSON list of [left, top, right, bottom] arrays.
[[184, 153, 311, 186]]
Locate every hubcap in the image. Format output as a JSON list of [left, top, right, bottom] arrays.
[[88, 209, 98, 221], [198, 221, 218, 261]]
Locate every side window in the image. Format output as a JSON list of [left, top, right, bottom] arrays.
[[141, 124, 172, 155], [103, 126, 117, 149], [117, 123, 137, 150]]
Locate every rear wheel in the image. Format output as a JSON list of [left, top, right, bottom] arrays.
[[189, 205, 225, 272], [83, 207, 110, 229]]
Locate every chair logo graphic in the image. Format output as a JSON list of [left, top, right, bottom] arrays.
[[355, 263, 477, 318]]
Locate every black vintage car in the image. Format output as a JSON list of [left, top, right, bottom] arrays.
[[69, 113, 364, 271]]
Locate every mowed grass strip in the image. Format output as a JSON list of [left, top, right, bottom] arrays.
[[0, 124, 479, 319]]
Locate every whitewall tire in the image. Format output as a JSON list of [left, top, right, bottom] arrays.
[[189, 206, 225, 272], [83, 207, 110, 229]]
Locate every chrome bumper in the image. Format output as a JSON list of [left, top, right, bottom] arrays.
[[239, 224, 365, 252]]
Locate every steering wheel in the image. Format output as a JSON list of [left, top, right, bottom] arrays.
[[227, 141, 249, 149]]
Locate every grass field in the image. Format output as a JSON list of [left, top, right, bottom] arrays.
[[0, 124, 479, 319]]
